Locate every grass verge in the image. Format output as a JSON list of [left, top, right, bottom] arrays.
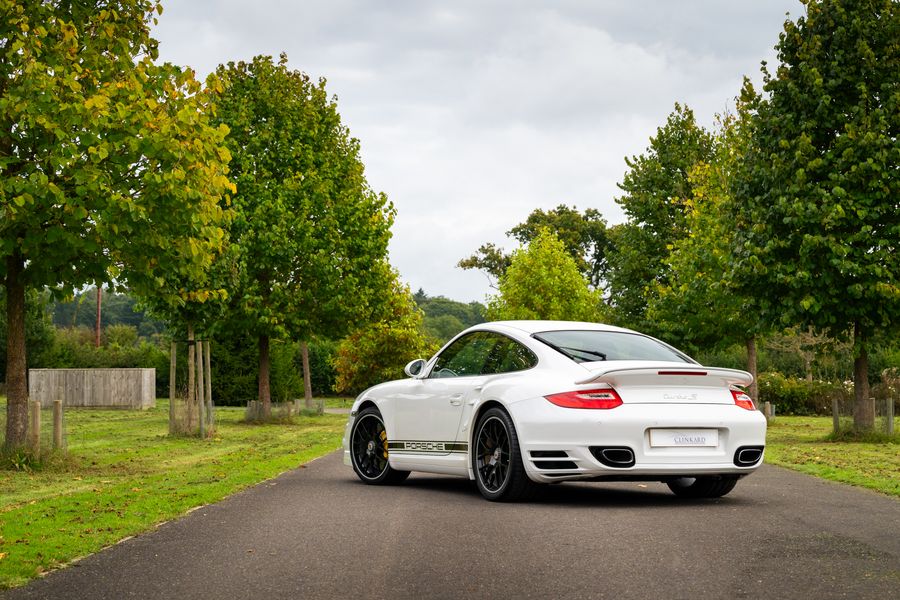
[[765, 416, 899, 497], [0, 399, 347, 589]]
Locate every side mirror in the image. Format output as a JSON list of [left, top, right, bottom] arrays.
[[404, 358, 427, 378]]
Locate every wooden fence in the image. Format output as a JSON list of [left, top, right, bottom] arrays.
[[28, 368, 156, 409]]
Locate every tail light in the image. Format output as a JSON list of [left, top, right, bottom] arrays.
[[545, 388, 623, 409], [731, 389, 755, 410]]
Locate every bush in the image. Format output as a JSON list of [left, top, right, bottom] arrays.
[[757, 372, 842, 416], [207, 333, 303, 407], [305, 338, 337, 396]]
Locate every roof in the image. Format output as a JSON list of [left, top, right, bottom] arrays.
[[484, 320, 635, 335]]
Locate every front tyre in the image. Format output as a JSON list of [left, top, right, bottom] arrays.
[[666, 475, 739, 498], [350, 407, 410, 485], [472, 407, 539, 502]]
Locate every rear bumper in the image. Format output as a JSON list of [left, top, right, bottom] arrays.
[[509, 398, 767, 484]]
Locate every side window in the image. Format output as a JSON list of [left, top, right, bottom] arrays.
[[430, 332, 537, 378], [430, 332, 497, 378], [483, 336, 538, 374]]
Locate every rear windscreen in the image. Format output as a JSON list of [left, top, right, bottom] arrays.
[[533, 330, 693, 363]]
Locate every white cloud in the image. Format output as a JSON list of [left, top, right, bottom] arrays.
[[152, 0, 801, 302]]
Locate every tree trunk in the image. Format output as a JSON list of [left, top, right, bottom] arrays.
[[302, 341, 313, 411], [852, 321, 874, 431], [258, 334, 271, 418], [205, 339, 214, 430], [168, 340, 176, 435], [746, 336, 758, 403], [4, 252, 28, 449], [197, 340, 205, 438], [95, 285, 102, 348], [187, 324, 195, 430]]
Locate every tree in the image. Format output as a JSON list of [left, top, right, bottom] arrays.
[[729, 0, 900, 431], [606, 104, 714, 331], [1, 1, 233, 448], [0, 289, 54, 382], [648, 119, 766, 398], [212, 54, 395, 417], [413, 291, 486, 343], [52, 287, 165, 337], [459, 205, 610, 288], [334, 280, 436, 396], [487, 230, 604, 322]]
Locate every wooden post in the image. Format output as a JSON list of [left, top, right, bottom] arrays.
[[886, 397, 894, 436], [301, 341, 313, 412], [169, 341, 177, 435], [187, 324, 195, 431], [197, 340, 206, 438], [53, 399, 63, 449], [205, 340, 214, 432], [29, 399, 41, 454], [95, 286, 102, 348], [832, 397, 841, 433]]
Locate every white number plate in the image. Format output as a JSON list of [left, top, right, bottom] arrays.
[[649, 429, 719, 447]]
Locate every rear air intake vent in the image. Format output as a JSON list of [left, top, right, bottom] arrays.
[[590, 446, 635, 468], [733, 446, 764, 467], [530, 450, 569, 458], [534, 460, 578, 470]]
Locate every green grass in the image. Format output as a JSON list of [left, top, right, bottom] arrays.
[[0, 399, 347, 589], [323, 396, 354, 409], [765, 416, 900, 497]]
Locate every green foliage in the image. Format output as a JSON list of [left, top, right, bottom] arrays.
[[457, 243, 511, 283], [606, 104, 715, 330], [305, 338, 338, 396], [334, 282, 437, 396], [729, 0, 900, 430], [487, 230, 604, 322], [731, 0, 900, 338], [206, 333, 303, 406], [459, 205, 609, 287], [413, 290, 486, 343], [51, 287, 164, 338], [648, 112, 765, 351], [757, 372, 841, 416], [1, 1, 233, 446], [213, 54, 395, 341], [211, 54, 395, 408], [104, 324, 139, 348], [0, 0, 232, 299], [508, 205, 610, 287]]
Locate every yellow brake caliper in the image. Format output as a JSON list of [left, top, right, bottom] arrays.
[[380, 429, 388, 458]]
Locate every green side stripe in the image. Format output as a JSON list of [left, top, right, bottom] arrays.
[[388, 441, 468, 453]]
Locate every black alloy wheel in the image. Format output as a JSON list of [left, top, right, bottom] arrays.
[[350, 407, 409, 485], [472, 407, 538, 501]]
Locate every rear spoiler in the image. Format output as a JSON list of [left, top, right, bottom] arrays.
[[576, 365, 753, 387]]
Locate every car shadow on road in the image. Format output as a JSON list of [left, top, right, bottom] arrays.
[[344, 474, 753, 508]]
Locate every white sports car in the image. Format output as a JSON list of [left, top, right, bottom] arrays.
[[342, 320, 767, 501]]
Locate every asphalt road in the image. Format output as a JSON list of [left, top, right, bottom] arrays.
[[4, 452, 898, 600]]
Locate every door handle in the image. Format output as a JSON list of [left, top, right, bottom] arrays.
[[449, 393, 463, 406]]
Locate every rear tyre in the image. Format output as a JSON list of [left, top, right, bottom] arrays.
[[472, 407, 539, 502], [666, 475, 739, 498], [350, 407, 410, 485]]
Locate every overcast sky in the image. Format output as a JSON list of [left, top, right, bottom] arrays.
[[152, 0, 802, 303]]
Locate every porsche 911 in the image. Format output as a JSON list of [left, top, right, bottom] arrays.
[[342, 320, 767, 501]]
